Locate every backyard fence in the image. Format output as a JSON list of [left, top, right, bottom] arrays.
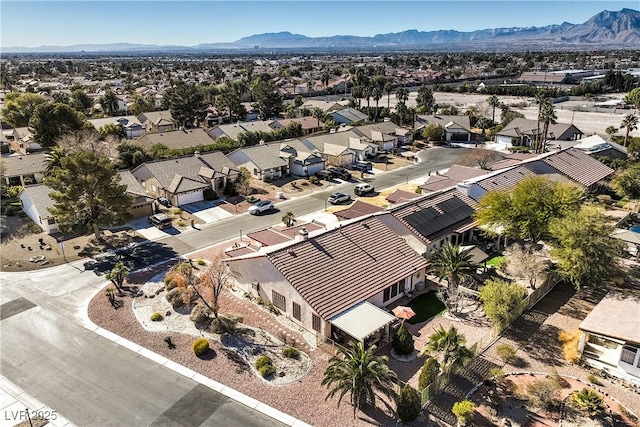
[[419, 270, 562, 407]]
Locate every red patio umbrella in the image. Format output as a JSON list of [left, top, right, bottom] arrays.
[[392, 305, 416, 320]]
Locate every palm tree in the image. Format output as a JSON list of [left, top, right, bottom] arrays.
[[396, 87, 409, 106], [312, 107, 324, 130], [322, 341, 398, 419], [620, 113, 638, 147], [487, 95, 500, 124], [372, 86, 383, 122], [476, 117, 491, 136], [282, 211, 295, 227], [429, 243, 476, 314], [421, 326, 474, 373], [44, 147, 66, 176], [534, 89, 548, 152], [539, 100, 557, 153], [384, 81, 393, 109]]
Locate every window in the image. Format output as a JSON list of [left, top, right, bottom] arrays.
[[292, 302, 301, 321], [383, 278, 405, 302], [272, 291, 286, 312], [621, 346, 638, 365], [312, 314, 321, 332]]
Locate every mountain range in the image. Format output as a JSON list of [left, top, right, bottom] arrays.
[[3, 8, 639, 53]]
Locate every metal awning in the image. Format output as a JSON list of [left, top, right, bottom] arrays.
[[329, 301, 397, 342], [610, 228, 640, 245], [460, 245, 490, 264]]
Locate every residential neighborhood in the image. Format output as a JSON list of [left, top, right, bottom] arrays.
[[2, 9, 640, 427]]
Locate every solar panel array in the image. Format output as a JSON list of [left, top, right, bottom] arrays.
[[404, 197, 475, 237]]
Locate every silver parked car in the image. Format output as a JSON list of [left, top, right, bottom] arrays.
[[248, 200, 275, 215], [327, 192, 351, 205]]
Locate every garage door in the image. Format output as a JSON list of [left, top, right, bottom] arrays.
[[382, 141, 394, 151], [177, 190, 204, 206], [307, 163, 325, 176]]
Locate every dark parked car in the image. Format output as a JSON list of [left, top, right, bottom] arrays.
[[352, 161, 373, 172], [315, 170, 334, 180], [328, 167, 352, 181], [157, 197, 170, 207]]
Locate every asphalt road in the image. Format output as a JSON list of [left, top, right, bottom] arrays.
[[0, 284, 285, 427], [159, 146, 470, 253]]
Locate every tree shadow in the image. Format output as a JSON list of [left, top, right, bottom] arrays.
[[196, 348, 217, 361], [83, 241, 179, 275], [519, 324, 564, 366]]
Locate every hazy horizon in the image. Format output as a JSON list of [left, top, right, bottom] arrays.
[[1, 1, 638, 49]]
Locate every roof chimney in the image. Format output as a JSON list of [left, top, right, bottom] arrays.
[[299, 227, 308, 240]]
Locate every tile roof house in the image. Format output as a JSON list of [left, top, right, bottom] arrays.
[[227, 215, 428, 341], [495, 118, 583, 148], [329, 108, 369, 125], [385, 189, 423, 206], [553, 134, 627, 160], [207, 120, 275, 142], [132, 152, 239, 207], [2, 153, 48, 186], [332, 200, 385, 220], [269, 117, 324, 135], [420, 165, 491, 194], [88, 116, 144, 138], [135, 128, 214, 151], [415, 115, 474, 143], [247, 222, 325, 248], [302, 130, 377, 165], [137, 110, 175, 133], [347, 121, 413, 150], [579, 290, 640, 386]]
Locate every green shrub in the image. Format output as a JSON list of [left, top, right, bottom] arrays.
[[6, 185, 23, 198], [496, 343, 517, 363], [392, 321, 415, 356], [587, 374, 602, 386], [282, 346, 299, 358], [195, 258, 206, 266], [176, 220, 185, 227], [171, 208, 182, 216], [258, 363, 276, 378], [255, 355, 272, 369], [246, 195, 259, 203], [489, 367, 505, 379], [192, 338, 210, 356], [452, 400, 476, 425], [397, 384, 421, 423], [418, 357, 441, 390], [150, 312, 163, 321], [571, 388, 606, 417], [203, 188, 218, 200], [309, 175, 319, 184]]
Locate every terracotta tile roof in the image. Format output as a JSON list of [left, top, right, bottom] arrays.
[[420, 175, 460, 192], [476, 166, 537, 192], [247, 222, 324, 246], [488, 158, 523, 170], [275, 222, 324, 239], [386, 189, 422, 204], [224, 246, 257, 258], [333, 200, 384, 220], [447, 165, 492, 181], [391, 189, 479, 244], [266, 216, 427, 319], [538, 148, 614, 187]]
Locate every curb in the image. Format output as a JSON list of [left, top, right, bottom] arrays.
[[82, 289, 311, 427]]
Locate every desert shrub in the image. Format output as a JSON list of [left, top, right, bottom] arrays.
[[452, 400, 476, 426], [587, 374, 602, 386], [203, 188, 218, 200], [418, 357, 441, 390], [571, 388, 606, 417], [309, 175, 319, 184], [526, 378, 560, 411], [195, 258, 206, 266], [255, 355, 276, 378], [246, 195, 259, 203], [6, 185, 23, 198], [397, 384, 421, 423], [165, 287, 185, 308], [496, 343, 517, 363], [192, 338, 210, 356], [392, 321, 415, 356], [189, 304, 212, 324], [209, 314, 241, 334], [176, 220, 185, 227], [150, 312, 163, 321], [265, 301, 280, 315], [596, 194, 613, 205], [282, 346, 299, 358], [415, 186, 422, 194], [171, 208, 182, 216], [559, 330, 581, 363], [489, 367, 505, 379], [164, 272, 180, 291]]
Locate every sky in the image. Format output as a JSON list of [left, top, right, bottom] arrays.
[[1, 1, 638, 48]]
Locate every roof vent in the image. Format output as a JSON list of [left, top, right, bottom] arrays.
[[299, 227, 308, 240]]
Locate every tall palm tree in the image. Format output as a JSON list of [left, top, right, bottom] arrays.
[[476, 117, 491, 136], [420, 326, 474, 373], [620, 113, 638, 147], [539, 100, 557, 153], [322, 341, 398, 419], [396, 87, 409, 106], [372, 86, 383, 122], [312, 107, 324, 130], [384, 81, 393, 109], [429, 243, 476, 314], [534, 89, 548, 152], [487, 95, 500, 124]]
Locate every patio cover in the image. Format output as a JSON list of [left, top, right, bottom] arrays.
[[329, 301, 396, 342], [460, 245, 490, 264], [610, 228, 640, 245]]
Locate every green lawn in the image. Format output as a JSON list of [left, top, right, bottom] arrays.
[[407, 291, 446, 324], [485, 253, 505, 267]]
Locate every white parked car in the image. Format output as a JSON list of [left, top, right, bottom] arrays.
[[354, 183, 375, 196], [248, 200, 275, 215], [327, 192, 351, 205]]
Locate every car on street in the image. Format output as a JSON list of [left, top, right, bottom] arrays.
[[315, 170, 334, 180], [327, 192, 351, 205], [248, 200, 275, 215], [352, 161, 373, 172], [354, 183, 375, 196], [328, 167, 352, 181]]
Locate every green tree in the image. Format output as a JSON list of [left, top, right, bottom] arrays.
[[117, 142, 151, 169], [416, 84, 436, 114], [611, 163, 640, 199], [99, 123, 124, 139], [397, 384, 421, 423], [105, 262, 130, 295], [452, 400, 476, 426], [624, 87, 640, 110], [45, 151, 133, 240], [487, 95, 500, 124], [476, 117, 491, 135], [475, 176, 583, 242], [129, 95, 154, 116], [421, 326, 473, 373], [538, 100, 557, 153], [251, 78, 283, 120], [418, 357, 441, 390], [165, 81, 208, 128], [322, 341, 398, 419], [71, 89, 93, 113], [549, 205, 624, 288], [620, 113, 638, 147], [99, 90, 119, 116], [29, 102, 88, 147], [478, 279, 527, 330], [422, 123, 445, 142], [396, 87, 409, 105], [392, 321, 415, 356], [1, 92, 47, 127], [429, 243, 476, 314]]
